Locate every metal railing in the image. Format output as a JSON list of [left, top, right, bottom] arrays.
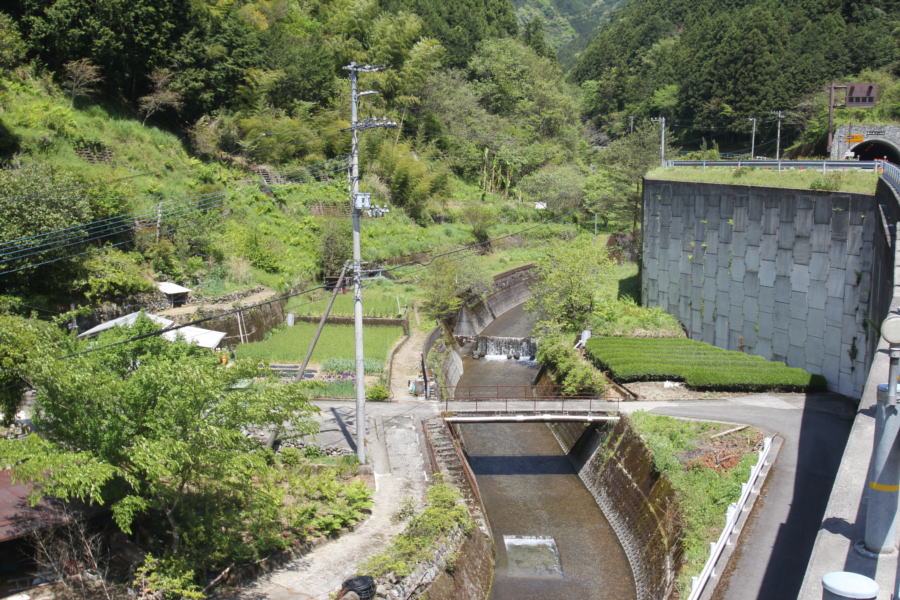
[[438, 385, 620, 414], [687, 436, 774, 600], [666, 159, 882, 172], [881, 160, 900, 197]]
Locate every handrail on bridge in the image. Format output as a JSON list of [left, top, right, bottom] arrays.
[[439, 385, 620, 414]]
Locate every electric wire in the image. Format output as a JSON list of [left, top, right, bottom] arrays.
[[0, 159, 348, 253], [0, 174, 348, 276], [0, 163, 349, 263], [57, 214, 575, 359]]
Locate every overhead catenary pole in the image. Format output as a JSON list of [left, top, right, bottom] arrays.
[[747, 117, 757, 159], [343, 62, 396, 464], [771, 111, 784, 160]]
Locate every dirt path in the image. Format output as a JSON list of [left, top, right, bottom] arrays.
[[158, 288, 278, 319], [388, 326, 430, 402], [230, 403, 434, 600]]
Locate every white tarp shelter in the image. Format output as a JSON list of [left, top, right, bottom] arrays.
[[77, 312, 226, 349]]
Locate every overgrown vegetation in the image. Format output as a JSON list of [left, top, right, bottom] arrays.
[[364, 483, 472, 578], [627, 412, 762, 594], [647, 166, 879, 195], [586, 337, 827, 391], [535, 332, 606, 396], [0, 314, 372, 594]]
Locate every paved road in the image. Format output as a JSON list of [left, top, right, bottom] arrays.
[[266, 393, 854, 600], [646, 393, 857, 600]]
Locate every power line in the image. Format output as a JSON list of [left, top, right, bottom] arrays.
[[0, 163, 349, 263], [0, 174, 347, 276], [0, 159, 348, 253], [58, 213, 574, 359]]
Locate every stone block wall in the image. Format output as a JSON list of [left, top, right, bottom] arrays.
[[642, 180, 879, 398]]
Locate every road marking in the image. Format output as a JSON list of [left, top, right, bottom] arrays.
[[869, 481, 900, 492]]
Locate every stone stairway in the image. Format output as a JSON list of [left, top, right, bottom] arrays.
[[423, 417, 488, 533]]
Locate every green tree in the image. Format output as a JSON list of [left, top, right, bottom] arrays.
[[0, 315, 63, 426], [419, 255, 489, 324], [0, 315, 319, 569], [525, 237, 613, 329], [0, 12, 26, 70], [590, 121, 672, 234]]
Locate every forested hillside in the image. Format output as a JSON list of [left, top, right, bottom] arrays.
[[0, 0, 599, 310], [1, 0, 898, 310], [511, 0, 624, 67], [573, 0, 899, 149]]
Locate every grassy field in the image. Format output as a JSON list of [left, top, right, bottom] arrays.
[[647, 166, 879, 194], [585, 337, 826, 392], [627, 412, 762, 594], [286, 278, 415, 318], [236, 322, 404, 365]]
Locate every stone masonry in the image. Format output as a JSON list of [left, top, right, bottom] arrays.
[[642, 180, 878, 398]]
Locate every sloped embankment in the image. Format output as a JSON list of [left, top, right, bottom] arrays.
[[550, 420, 684, 600]]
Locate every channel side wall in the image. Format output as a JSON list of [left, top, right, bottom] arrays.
[[642, 180, 879, 398], [429, 265, 536, 394], [452, 265, 535, 337], [549, 420, 683, 600]]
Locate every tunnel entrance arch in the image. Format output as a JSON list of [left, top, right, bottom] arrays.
[[849, 138, 900, 163], [832, 125, 900, 162]]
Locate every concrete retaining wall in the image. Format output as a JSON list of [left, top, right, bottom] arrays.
[[424, 529, 494, 600], [550, 419, 683, 600], [642, 179, 879, 398], [453, 266, 535, 337]]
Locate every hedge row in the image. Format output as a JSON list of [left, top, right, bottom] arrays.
[[584, 337, 827, 392]]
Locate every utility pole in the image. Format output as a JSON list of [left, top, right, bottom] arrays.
[[827, 82, 848, 154], [651, 117, 666, 167], [629, 115, 634, 134], [344, 62, 396, 464], [771, 111, 784, 160], [747, 117, 757, 159]]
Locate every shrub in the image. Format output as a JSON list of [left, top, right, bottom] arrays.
[[364, 483, 471, 578], [536, 333, 606, 396], [366, 381, 390, 402], [588, 298, 684, 337]]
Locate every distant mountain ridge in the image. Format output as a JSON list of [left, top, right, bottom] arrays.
[[510, 0, 625, 67]]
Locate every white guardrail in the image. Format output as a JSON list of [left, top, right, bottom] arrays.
[[686, 436, 774, 600], [666, 159, 882, 171]]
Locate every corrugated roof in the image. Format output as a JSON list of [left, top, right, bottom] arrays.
[[0, 470, 66, 542], [163, 326, 226, 349], [77, 312, 173, 338], [157, 282, 192, 295], [77, 312, 225, 349]]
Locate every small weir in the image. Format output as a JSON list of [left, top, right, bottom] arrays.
[[451, 302, 636, 600], [471, 336, 536, 360]]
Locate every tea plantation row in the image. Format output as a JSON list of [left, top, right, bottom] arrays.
[[584, 337, 827, 392]]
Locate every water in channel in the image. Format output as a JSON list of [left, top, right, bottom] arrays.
[[455, 304, 635, 600]]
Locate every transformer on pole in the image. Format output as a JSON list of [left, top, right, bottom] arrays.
[[343, 62, 397, 464]]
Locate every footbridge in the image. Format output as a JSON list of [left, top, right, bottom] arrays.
[[437, 384, 621, 415]]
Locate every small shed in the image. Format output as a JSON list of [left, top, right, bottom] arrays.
[[157, 282, 192, 307]]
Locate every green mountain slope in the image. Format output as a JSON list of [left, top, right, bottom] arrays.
[[511, 0, 624, 66], [573, 0, 899, 141]]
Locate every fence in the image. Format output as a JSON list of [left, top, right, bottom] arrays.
[[438, 385, 619, 414], [666, 159, 882, 172], [686, 436, 774, 600]]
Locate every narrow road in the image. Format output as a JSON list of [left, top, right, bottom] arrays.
[[643, 393, 856, 600]]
